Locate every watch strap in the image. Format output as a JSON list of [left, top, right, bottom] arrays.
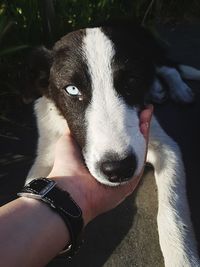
[[18, 178, 84, 257]]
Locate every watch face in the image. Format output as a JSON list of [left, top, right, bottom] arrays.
[[29, 178, 56, 197], [21, 178, 83, 218], [18, 178, 56, 199]]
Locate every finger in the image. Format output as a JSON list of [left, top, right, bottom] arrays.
[[54, 133, 84, 166], [139, 105, 153, 139]]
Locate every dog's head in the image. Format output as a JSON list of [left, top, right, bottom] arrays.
[[29, 24, 161, 186]]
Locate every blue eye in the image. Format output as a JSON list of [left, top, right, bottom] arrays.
[[65, 85, 81, 96]]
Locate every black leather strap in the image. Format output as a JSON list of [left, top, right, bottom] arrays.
[[18, 178, 84, 256]]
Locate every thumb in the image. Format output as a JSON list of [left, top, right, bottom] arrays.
[[51, 133, 86, 176]]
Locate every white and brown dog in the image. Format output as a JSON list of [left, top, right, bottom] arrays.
[[26, 22, 200, 266]]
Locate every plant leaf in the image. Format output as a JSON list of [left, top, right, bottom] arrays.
[[0, 45, 29, 56]]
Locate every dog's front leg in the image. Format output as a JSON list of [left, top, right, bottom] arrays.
[[26, 132, 58, 183], [26, 97, 67, 184], [147, 116, 200, 267]]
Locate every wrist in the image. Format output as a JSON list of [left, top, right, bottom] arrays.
[[17, 197, 70, 249], [47, 175, 92, 226], [19, 178, 85, 256]]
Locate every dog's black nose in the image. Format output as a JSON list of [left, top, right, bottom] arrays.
[[100, 153, 137, 183]]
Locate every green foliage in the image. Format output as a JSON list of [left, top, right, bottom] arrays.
[[1, 0, 199, 53], [0, 0, 153, 104], [0, 0, 199, 110]]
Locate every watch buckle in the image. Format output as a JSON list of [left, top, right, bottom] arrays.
[[18, 179, 56, 199], [39, 180, 56, 197]]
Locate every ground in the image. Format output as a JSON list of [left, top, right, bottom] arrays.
[[0, 23, 200, 267]]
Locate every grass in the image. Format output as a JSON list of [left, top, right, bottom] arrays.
[[0, 0, 199, 119]]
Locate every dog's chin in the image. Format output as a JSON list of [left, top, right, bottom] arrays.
[[87, 168, 141, 187], [83, 151, 145, 187], [93, 176, 129, 187]]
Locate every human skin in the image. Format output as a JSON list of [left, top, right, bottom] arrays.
[[0, 105, 153, 267]]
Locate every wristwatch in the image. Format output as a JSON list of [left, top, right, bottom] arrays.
[[18, 178, 84, 257]]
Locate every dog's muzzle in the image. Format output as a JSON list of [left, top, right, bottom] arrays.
[[98, 152, 137, 183]]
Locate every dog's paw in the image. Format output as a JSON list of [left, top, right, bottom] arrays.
[[169, 83, 194, 104], [149, 79, 168, 104]]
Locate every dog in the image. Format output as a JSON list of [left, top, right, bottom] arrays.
[[25, 22, 200, 266]]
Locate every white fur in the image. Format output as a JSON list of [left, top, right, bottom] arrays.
[[157, 66, 194, 103], [83, 28, 146, 185], [148, 117, 200, 267], [27, 99, 200, 265], [179, 64, 200, 80], [26, 97, 67, 184], [26, 29, 200, 266]]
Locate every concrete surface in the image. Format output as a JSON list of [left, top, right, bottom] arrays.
[[0, 23, 200, 267]]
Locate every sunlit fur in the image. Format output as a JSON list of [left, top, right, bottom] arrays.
[[83, 28, 146, 185]]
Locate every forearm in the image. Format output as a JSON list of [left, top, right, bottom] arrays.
[[0, 197, 69, 267]]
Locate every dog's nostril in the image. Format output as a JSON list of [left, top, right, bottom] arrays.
[[100, 153, 137, 183]]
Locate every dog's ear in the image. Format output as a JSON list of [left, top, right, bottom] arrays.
[[142, 28, 167, 64], [23, 46, 53, 103]]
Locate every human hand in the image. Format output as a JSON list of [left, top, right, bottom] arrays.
[[48, 105, 153, 226]]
